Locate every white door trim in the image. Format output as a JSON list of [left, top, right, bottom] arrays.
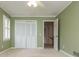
[[43, 19, 58, 50], [15, 20, 37, 48]]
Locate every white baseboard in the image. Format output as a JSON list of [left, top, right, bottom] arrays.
[[0, 47, 13, 54], [60, 49, 74, 57]]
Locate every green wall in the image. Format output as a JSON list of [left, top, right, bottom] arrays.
[[58, 1, 79, 55], [10, 17, 56, 47], [0, 8, 11, 52]]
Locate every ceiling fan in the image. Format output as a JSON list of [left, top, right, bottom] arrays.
[[27, 0, 44, 7]]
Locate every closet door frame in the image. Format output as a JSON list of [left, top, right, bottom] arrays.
[[15, 20, 37, 48]]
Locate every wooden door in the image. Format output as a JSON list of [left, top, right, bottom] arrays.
[[44, 22, 54, 48]]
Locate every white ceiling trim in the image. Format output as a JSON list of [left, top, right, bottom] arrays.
[[55, 1, 72, 16]]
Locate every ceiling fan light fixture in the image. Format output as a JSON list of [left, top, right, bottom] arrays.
[[27, 2, 32, 7], [27, 0, 37, 7], [32, 2, 37, 7]]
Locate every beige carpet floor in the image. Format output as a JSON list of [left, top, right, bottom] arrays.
[[0, 48, 68, 57]]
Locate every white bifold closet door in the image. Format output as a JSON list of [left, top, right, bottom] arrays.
[[15, 20, 37, 48]]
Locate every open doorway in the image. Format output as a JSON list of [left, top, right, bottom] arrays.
[[44, 22, 54, 48]]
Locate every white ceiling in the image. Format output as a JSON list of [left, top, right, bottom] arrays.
[[0, 1, 72, 17]]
